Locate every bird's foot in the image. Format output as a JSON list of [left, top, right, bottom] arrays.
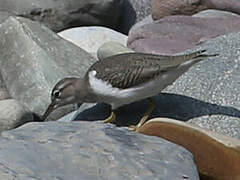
[[103, 111, 116, 123], [129, 98, 157, 131]]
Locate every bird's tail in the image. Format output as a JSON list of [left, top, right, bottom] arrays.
[[190, 50, 219, 60]]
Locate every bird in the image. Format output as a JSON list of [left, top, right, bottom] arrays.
[[42, 50, 218, 130]]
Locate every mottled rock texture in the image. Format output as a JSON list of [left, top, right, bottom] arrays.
[[152, 0, 240, 20], [0, 121, 199, 180], [128, 16, 240, 54]]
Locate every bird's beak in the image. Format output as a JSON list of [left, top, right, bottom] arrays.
[[42, 101, 58, 121]]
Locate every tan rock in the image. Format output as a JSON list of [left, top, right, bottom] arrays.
[[137, 118, 240, 179]]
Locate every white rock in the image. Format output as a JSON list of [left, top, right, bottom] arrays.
[[58, 26, 128, 58]]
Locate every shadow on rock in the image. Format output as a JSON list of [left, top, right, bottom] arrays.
[[73, 93, 240, 127]]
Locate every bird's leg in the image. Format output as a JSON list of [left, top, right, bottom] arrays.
[[103, 111, 116, 123], [129, 98, 157, 131]]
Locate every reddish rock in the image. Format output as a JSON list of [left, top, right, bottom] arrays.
[[152, 0, 207, 20], [128, 16, 240, 54], [152, 0, 240, 20]]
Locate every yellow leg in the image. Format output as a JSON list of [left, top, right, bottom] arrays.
[[103, 111, 116, 123], [129, 98, 157, 131]]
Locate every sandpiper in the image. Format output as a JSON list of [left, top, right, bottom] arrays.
[[42, 50, 217, 129]]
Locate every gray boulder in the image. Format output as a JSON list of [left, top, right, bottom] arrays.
[[0, 0, 124, 32], [0, 121, 199, 180], [0, 11, 11, 24], [128, 16, 240, 55], [0, 99, 33, 132], [163, 32, 240, 139], [0, 16, 97, 120]]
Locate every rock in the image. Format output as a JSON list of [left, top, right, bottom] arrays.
[[152, 0, 207, 20], [97, 41, 134, 60], [58, 26, 128, 58], [193, 9, 240, 18], [0, 16, 97, 121], [118, 0, 152, 34], [129, 15, 153, 32], [0, 99, 33, 132], [0, 74, 10, 100], [162, 32, 240, 138], [137, 118, 240, 180], [0, 11, 11, 24], [152, 0, 240, 20], [0, 121, 199, 180], [0, 0, 124, 32], [128, 16, 240, 55]]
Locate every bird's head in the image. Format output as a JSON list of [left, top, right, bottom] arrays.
[[42, 77, 84, 121]]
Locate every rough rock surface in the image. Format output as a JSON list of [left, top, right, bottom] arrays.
[[0, 121, 199, 180], [0, 99, 33, 132], [58, 26, 128, 58], [0, 74, 10, 100], [163, 32, 240, 139], [128, 16, 240, 55], [118, 0, 152, 34], [0, 16, 96, 120], [66, 32, 240, 139], [0, 0, 124, 32], [193, 9, 240, 18]]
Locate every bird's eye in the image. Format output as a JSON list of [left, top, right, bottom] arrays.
[[53, 90, 61, 99]]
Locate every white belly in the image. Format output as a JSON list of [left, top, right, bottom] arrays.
[[88, 59, 198, 109]]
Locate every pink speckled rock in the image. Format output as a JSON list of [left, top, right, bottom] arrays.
[[152, 0, 240, 20], [128, 16, 240, 55]]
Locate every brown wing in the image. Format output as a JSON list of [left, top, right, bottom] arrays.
[[87, 53, 175, 89]]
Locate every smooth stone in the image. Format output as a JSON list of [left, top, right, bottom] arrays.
[[58, 27, 128, 59], [0, 121, 200, 180], [137, 118, 240, 180], [128, 16, 240, 54], [0, 16, 96, 121], [193, 9, 240, 18], [152, 0, 207, 20], [97, 41, 134, 60], [118, 0, 152, 34], [0, 99, 33, 132], [0, 0, 124, 32], [151, 0, 240, 20]]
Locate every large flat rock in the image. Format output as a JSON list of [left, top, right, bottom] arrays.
[[0, 16, 97, 120], [0, 121, 199, 180]]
